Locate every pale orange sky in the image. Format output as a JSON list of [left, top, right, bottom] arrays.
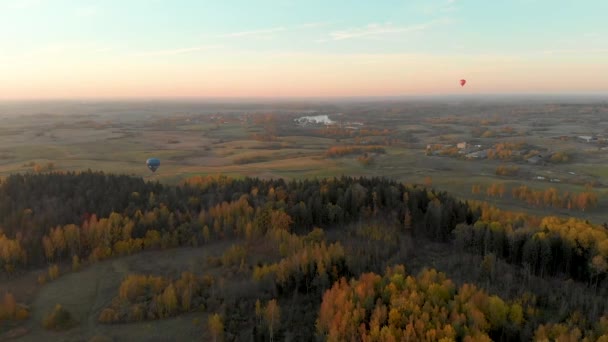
[[2, 52, 607, 99], [1, 0, 607, 99]]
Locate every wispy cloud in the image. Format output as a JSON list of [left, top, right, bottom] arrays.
[[216, 23, 326, 40], [132, 45, 222, 56], [219, 27, 286, 38], [320, 20, 442, 42], [297, 22, 330, 29]]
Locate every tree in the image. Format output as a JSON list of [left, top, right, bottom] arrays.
[[255, 299, 263, 326], [160, 284, 178, 317], [404, 210, 412, 232], [0, 292, 16, 320], [480, 253, 496, 284], [72, 255, 80, 271], [264, 299, 281, 342], [270, 210, 293, 232], [208, 313, 224, 342], [48, 264, 60, 280], [509, 304, 524, 326], [42, 236, 55, 262], [424, 176, 433, 187], [0, 233, 26, 275], [50, 226, 66, 260], [43, 304, 75, 331], [590, 255, 608, 290]]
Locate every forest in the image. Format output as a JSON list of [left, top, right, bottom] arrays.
[[0, 171, 607, 341]]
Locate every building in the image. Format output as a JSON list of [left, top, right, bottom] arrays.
[[527, 155, 543, 164], [578, 136, 596, 143], [466, 150, 488, 159], [459, 147, 477, 155]]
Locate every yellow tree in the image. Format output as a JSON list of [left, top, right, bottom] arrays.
[[424, 176, 433, 187], [0, 234, 26, 274], [161, 284, 178, 317], [0, 292, 17, 320], [264, 299, 281, 342], [270, 211, 293, 232], [42, 236, 55, 262], [48, 264, 59, 280], [63, 224, 80, 257], [50, 226, 66, 260], [208, 313, 224, 342], [497, 184, 506, 198]]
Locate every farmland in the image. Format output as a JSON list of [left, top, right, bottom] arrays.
[[1, 99, 607, 223]]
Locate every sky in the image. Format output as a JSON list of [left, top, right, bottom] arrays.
[[1, 0, 607, 99]]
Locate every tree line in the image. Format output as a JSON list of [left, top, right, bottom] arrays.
[[472, 183, 599, 211]]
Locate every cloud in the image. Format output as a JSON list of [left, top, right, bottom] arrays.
[[132, 45, 222, 56], [216, 23, 326, 40], [321, 20, 442, 42], [297, 22, 330, 29], [219, 27, 286, 38]]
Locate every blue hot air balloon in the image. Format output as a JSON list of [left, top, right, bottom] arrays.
[[146, 158, 160, 172]]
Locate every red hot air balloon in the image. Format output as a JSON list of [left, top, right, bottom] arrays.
[[460, 79, 466, 87]]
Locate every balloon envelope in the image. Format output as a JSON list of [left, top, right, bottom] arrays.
[[146, 158, 160, 172], [460, 79, 466, 87]]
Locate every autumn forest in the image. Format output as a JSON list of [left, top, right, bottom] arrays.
[[0, 170, 607, 341]]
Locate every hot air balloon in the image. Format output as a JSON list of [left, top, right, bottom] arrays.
[[146, 158, 160, 172], [460, 79, 466, 87]]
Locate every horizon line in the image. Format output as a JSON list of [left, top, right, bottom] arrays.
[[1, 92, 607, 103]]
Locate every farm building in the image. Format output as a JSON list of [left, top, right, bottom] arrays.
[[526, 155, 543, 164], [578, 136, 596, 143]]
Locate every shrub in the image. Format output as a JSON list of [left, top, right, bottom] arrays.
[[43, 304, 76, 331]]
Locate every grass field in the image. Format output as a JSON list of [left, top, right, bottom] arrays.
[[8, 242, 235, 342], [1, 104, 607, 223]]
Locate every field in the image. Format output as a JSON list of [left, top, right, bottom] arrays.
[[1, 99, 607, 223], [1, 98, 608, 341], [18, 245, 227, 342]]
